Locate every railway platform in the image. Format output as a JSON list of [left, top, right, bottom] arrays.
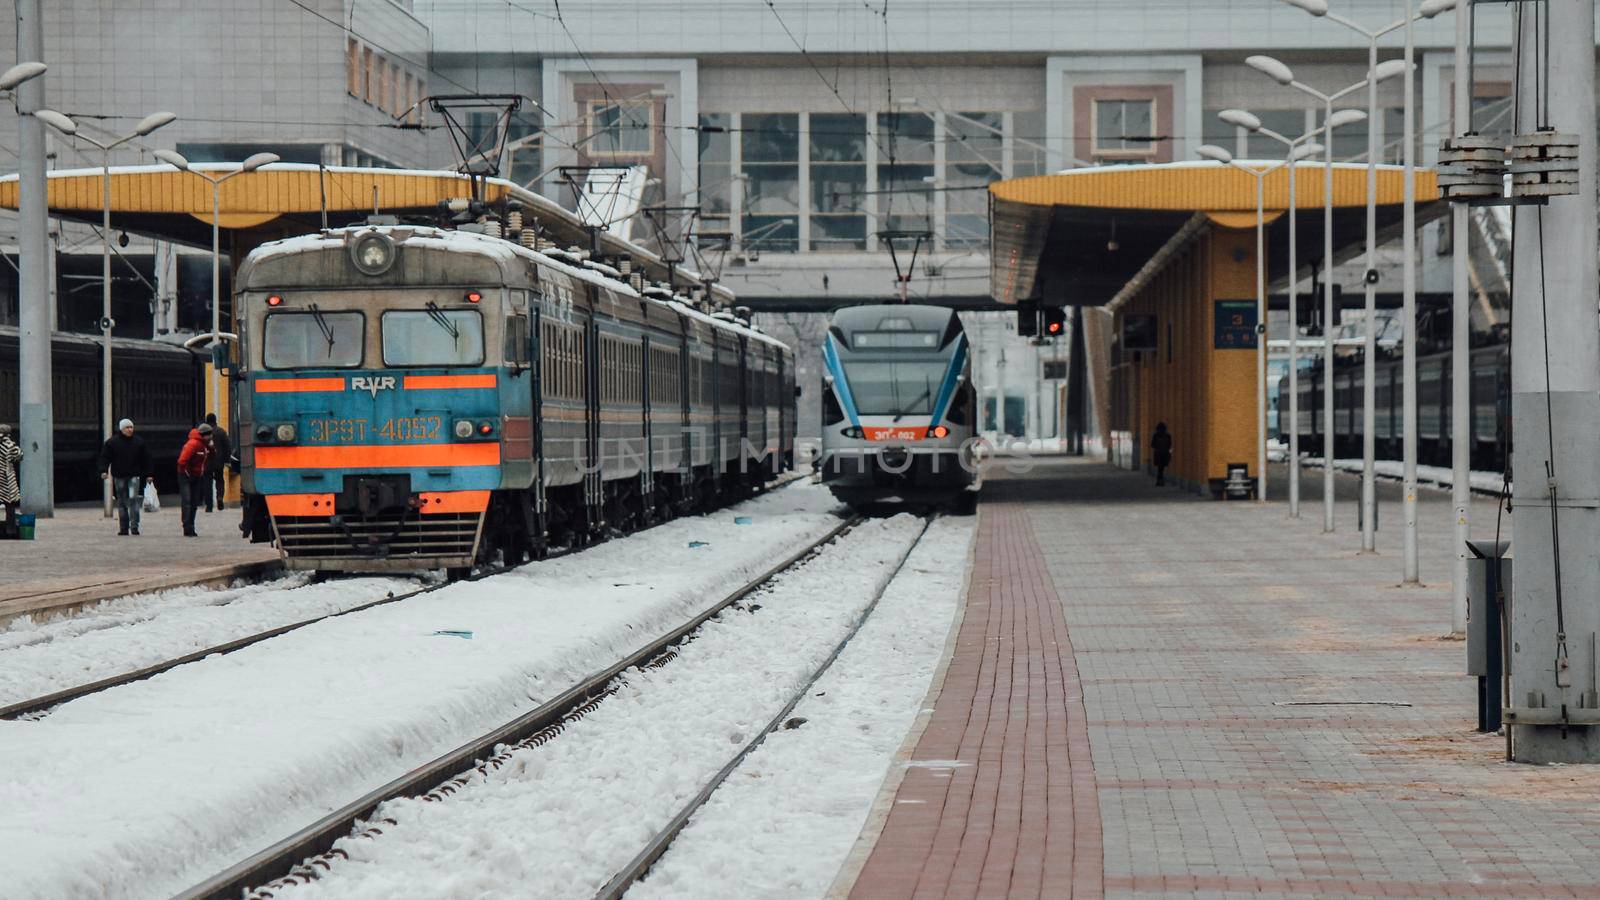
[[842, 457, 1600, 899], [0, 501, 278, 625]]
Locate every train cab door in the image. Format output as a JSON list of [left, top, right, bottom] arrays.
[[678, 326, 692, 500], [530, 305, 547, 527], [640, 332, 654, 504], [710, 338, 722, 486], [581, 295, 603, 528]]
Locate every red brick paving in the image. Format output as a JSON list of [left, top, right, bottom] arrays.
[[848, 501, 1101, 899]]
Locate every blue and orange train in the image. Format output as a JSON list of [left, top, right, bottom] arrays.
[[233, 224, 795, 575]]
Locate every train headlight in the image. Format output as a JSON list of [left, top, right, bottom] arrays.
[[349, 231, 397, 276], [931, 425, 950, 439], [454, 419, 474, 439], [275, 423, 297, 443]]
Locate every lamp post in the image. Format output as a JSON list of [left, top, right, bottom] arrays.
[[154, 150, 280, 416], [4, 52, 52, 517], [1196, 142, 1324, 505], [1282, 0, 1456, 560], [34, 109, 176, 517], [1244, 56, 1404, 533], [1219, 107, 1343, 518]]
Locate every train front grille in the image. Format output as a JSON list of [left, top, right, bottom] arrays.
[[273, 512, 482, 561]]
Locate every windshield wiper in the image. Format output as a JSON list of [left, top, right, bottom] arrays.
[[893, 374, 936, 422], [307, 303, 337, 359], [424, 301, 461, 343]]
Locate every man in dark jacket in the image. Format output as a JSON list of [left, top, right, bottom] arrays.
[[97, 418, 155, 535], [203, 413, 232, 513], [176, 424, 214, 537]]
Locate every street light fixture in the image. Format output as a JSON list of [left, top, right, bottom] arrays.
[[1244, 55, 1400, 534], [154, 150, 280, 418], [34, 108, 177, 517], [1196, 140, 1324, 506], [0, 62, 47, 93], [1280, 0, 1459, 593], [1220, 105, 1335, 519]]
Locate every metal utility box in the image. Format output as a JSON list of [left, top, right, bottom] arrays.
[[1465, 541, 1511, 676]]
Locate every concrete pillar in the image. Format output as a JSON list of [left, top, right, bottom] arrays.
[[1508, 0, 1600, 763], [15, 0, 52, 515]]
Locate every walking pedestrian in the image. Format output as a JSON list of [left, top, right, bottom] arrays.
[[0, 424, 21, 538], [1150, 422, 1173, 487], [97, 418, 155, 535], [177, 423, 214, 537], [204, 413, 231, 512]]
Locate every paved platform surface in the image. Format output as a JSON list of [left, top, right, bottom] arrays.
[[0, 500, 276, 612], [850, 457, 1600, 899]]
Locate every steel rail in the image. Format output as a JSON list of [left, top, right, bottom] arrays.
[[175, 510, 859, 900], [593, 515, 934, 900]]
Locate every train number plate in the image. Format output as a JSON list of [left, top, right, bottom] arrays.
[[863, 426, 927, 442], [304, 416, 444, 443]]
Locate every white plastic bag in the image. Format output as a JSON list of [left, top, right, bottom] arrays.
[[142, 480, 160, 512]]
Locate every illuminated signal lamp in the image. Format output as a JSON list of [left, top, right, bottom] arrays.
[[931, 425, 950, 439], [478, 421, 493, 435], [465, 291, 482, 303], [1046, 320, 1063, 335], [267, 295, 283, 306]]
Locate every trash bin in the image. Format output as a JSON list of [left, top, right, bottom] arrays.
[[17, 513, 35, 540]]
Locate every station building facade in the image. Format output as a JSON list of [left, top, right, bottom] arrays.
[[0, 1, 1560, 439]]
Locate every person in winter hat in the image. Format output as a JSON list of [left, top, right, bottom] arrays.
[[203, 412, 232, 513], [176, 423, 214, 537], [97, 418, 155, 536]]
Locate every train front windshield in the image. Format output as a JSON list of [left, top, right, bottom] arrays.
[[845, 360, 950, 416]]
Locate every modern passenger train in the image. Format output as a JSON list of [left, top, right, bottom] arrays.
[[233, 222, 795, 575], [817, 304, 977, 510], [1276, 342, 1510, 470]]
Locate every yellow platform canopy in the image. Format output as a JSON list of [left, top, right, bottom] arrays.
[[0, 164, 729, 301], [989, 160, 1442, 306]]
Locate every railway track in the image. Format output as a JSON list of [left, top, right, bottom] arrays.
[[176, 510, 880, 900], [1, 477, 808, 722]]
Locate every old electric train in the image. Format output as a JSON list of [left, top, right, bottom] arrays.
[[817, 304, 977, 509], [234, 224, 795, 575]]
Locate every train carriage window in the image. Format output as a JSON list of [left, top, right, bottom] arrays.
[[264, 310, 365, 369], [505, 315, 531, 370], [382, 309, 485, 367]]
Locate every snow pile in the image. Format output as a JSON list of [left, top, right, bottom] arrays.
[[1300, 457, 1507, 494], [0, 574, 419, 706], [0, 482, 843, 899], [271, 514, 935, 900], [629, 516, 976, 900]]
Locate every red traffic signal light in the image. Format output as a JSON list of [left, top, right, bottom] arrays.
[[1042, 305, 1066, 336]]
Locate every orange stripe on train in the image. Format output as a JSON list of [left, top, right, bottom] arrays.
[[403, 374, 497, 390], [254, 443, 501, 470], [266, 490, 490, 517], [255, 377, 346, 394]]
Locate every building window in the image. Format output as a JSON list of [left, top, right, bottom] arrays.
[[347, 40, 361, 98], [587, 100, 654, 157], [810, 113, 866, 250], [876, 111, 935, 237], [363, 48, 376, 104], [945, 111, 1002, 248], [697, 113, 733, 245], [1092, 98, 1156, 159], [741, 113, 799, 252], [1012, 110, 1048, 177]]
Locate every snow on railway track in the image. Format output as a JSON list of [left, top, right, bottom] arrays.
[[0, 480, 844, 900], [244, 515, 970, 900]]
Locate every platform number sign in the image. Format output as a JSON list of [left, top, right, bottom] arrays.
[[1214, 300, 1257, 349]]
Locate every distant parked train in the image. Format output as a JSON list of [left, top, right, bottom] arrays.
[[0, 326, 202, 500], [1276, 342, 1510, 470], [233, 224, 795, 575], [818, 304, 977, 510]]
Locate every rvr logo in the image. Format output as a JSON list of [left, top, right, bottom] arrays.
[[351, 375, 396, 397]]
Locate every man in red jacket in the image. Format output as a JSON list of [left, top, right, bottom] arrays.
[[177, 424, 214, 537]]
